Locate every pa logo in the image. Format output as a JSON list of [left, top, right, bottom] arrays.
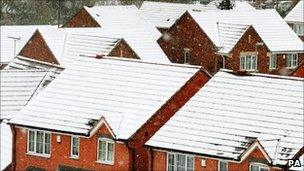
[[287, 159, 302, 167]]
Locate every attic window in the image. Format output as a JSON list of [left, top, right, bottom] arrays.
[[248, 35, 251, 43], [183, 48, 190, 64]]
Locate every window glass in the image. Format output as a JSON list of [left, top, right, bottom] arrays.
[[183, 49, 190, 64], [251, 165, 259, 171], [167, 153, 194, 171], [286, 54, 298, 68], [219, 161, 228, 171], [27, 130, 50, 156], [28, 130, 35, 152], [71, 136, 79, 157], [168, 153, 175, 171], [107, 142, 114, 161], [186, 156, 194, 171], [98, 138, 114, 163], [44, 133, 50, 154], [240, 54, 257, 70], [269, 54, 277, 69], [36, 131, 44, 154]]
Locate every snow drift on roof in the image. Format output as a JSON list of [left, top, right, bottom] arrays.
[[284, 0, 303, 23]]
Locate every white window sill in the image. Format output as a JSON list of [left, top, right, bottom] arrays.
[[269, 68, 277, 70], [96, 160, 114, 166], [286, 66, 297, 69], [70, 156, 79, 160], [26, 152, 50, 158]]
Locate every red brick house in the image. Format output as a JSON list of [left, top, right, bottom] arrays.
[[284, 0, 304, 41], [291, 60, 304, 77], [7, 57, 211, 171], [158, 10, 304, 75]]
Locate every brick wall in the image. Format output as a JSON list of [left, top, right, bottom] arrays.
[[62, 8, 100, 28], [19, 30, 59, 65], [157, 12, 219, 74], [152, 148, 283, 171], [108, 39, 139, 59], [13, 124, 132, 171], [291, 61, 304, 77]]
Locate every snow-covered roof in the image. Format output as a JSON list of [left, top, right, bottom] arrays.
[[147, 70, 304, 166], [0, 25, 57, 63], [284, 0, 303, 23], [139, 1, 255, 28], [8, 57, 200, 139], [189, 9, 304, 53], [0, 122, 12, 170], [0, 70, 49, 119], [290, 154, 304, 170]]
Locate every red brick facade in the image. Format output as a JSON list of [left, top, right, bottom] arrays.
[[108, 39, 139, 59], [291, 61, 304, 77], [158, 12, 304, 75], [19, 30, 59, 65], [62, 8, 100, 28], [12, 124, 132, 171], [151, 148, 282, 171]]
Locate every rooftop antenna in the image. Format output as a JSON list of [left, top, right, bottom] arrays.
[[7, 36, 21, 57]]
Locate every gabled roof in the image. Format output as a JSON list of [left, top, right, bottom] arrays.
[[189, 9, 304, 53], [284, 0, 303, 23], [0, 70, 49, 119], [8, 57, 201, 139], [0, 25, 57, 63], [147, 69, 304, 166], [139, 1, 255, 28]]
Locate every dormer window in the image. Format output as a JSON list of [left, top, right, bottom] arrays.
[[183, 48, 190, 64], [97, 138, 114, 165], [250, 163, 269, 171]]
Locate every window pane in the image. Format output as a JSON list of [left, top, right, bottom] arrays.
[[168, 154, 175, 171], [177, 154, 186, 171], [36, 131, 44, 154], [250, 165, 259, 171], [186, 156, 194, 171], [270, 54, 276, 69], [252, 56, 257, 70], [28, 130, 35, 152], [246, 56, 251, 69], [44, 133, 50, 154], [98, 140, 107, 161], [260, 168, 269, 171], [72, 137, 79, 156], [219, 161, 228, 171], [240, 57, 245, 70], [107, 142, 114, 161], [287, 54, 292, 67]]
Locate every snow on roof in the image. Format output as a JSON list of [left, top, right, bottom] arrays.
[[147, 69, 304, 166], [290, 154, 304, 170], [0, 122, 12, 170], [8, 57, 200, 139], [217, 22, 250, 54], [284, 0, 303, 23], [139, 1, 255, 28], [189, 9, 304, 53], [0, 70, 49, 119], [0, 25, 57, 63], [82, 5, 169, 62]]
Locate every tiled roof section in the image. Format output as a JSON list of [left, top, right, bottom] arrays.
[[217, 22, 249, 54], [189, 9, 304, 53], [284, 0, 303, 23], [0, 25, 57, 63], [62, 33, 120, 64], [0, 123, 12, 170], [139, 1, 255, 28], [82, 5, 170, 62], [4, 55, 64, 83], [147, 70, 304, 166], [8, 57, 200, 139], [0, 70, 48, 119]]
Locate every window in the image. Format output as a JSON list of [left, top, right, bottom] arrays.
[[183, 48, 190, 64], [269, 54, 277, 69], [240, 54, 257, 71], [167, 152, 194, 171], [97, 138, 114, 164], [250, 163, 269, 171], [218, 161, 228, 171], [286, 54, 298, 68], [27, 130, 51, 156], [293, 23, 304, 35], [70, 136, 79, 158]]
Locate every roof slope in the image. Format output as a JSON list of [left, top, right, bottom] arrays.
[[284, 0, 303, 23], [139, 1, 255, 28], [0, 25, 57, 63], [147, 70, 304, 166], [8, 57, 200, 139], [189, 9, 304, 53], [0, 70, 48, 119]]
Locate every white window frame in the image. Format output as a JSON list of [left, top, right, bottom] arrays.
[[167, 152, 194, 171], [70, 136, 79, 159], [249, 163, 269, 171], [269, 54, 277, 69], [239, 54, 257, 71], [293, 23, 304, 35], [97, 137, 115, 165], [183, 48, 190, 64], [27, 129, 51, 157], [286, 53, 298, 68], [218, 160, 228, 171]]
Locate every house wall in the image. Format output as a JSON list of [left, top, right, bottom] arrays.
[[62, 8, 100, 28], [19, 30, 59, 65], [13, 124, 132, 171], [292, 62, 304, 78], [157, 12, 220, 74], [108, 39, 139, 59], [152, 148, 282, 171]]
